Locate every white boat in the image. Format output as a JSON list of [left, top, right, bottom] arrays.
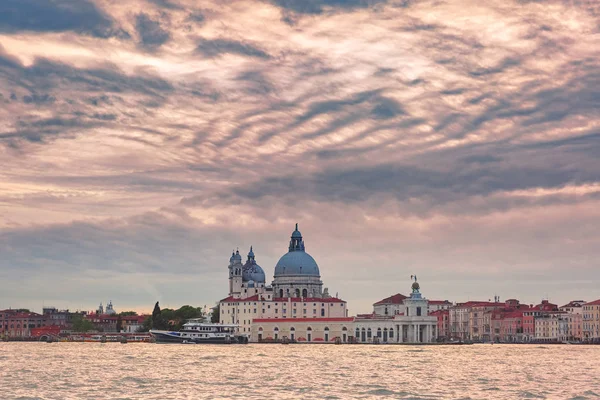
[[150, 318, 247, 344]]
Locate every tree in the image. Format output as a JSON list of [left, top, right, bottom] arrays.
[[72, 315, 94, 333], [151, 301, 169, 330], [211, 304, 220, 323], [152, 302, 161, 322], [119, 311, 138, 316], [116, 315, 123, 333], [139, 316, 152, 332]]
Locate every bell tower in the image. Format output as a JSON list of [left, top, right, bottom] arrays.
[[228, 249, 243, 298]]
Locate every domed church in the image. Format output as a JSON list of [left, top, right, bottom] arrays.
[[272, 224, 324, 299], [219, 224, 349, 340]]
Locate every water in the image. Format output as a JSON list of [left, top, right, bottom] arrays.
[[1, 343, 598, 399]]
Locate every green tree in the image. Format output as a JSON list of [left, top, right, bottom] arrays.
[[72, 315, 94, 332], [211, 304, 220, 323], [139, 316, 152, 332], [151, 302, 169, 330], [119, 311, 138, 316], [116, 315, 123, 332]]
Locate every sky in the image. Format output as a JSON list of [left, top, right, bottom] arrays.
[[0, 0, 599, 314]]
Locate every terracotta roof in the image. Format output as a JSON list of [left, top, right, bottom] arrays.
[[2, 312, 44, 319], [560, 300, 586, 308], [252, 317, 354, 323], [429, 310, 449, 316], [585, 299, 600, 306], [220, 295, 260, 303], [373, 293, 407, 305]]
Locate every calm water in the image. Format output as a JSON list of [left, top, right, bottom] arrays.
[[1, 343, 599, 399]]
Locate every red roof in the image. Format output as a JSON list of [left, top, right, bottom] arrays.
[[252, 317, 354, 323], [1, 312, 44, 319], [560, 300, 586, 308], [585, 299, 600, 306], [428, 300, 452, 305], [373, 293, 407, 305], [453, 301, 504, 309], [220, 295, 260, 303], [429, 310, 449, 316]]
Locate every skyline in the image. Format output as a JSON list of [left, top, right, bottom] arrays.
[[1, 0, 599, 313]]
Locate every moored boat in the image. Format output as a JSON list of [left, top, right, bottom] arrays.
[[150, 318, 247, 344]]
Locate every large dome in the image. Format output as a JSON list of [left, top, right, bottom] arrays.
[[274, 251, 320, 277]]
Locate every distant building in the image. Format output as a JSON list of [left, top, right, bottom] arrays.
[[219, 225, 348, 342], [42, 307, 87, 328], [583, 299, 600, 341], [535, 312, 568, 342], [353, 277, 438, 343], [0, 309, 46, 338], [560, 301, 585, 341]]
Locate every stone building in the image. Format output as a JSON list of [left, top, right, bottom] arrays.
[[583, 299, 600, 341], [219, 224, 348, 341], [353, 276, 438, 343]]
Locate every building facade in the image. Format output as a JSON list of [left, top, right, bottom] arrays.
[[0, 310, 46, 338], [219, 225, 348, 341], [560, 301, 585, 341], [353, 277, 438, 343], [583, 299, 600, 341]]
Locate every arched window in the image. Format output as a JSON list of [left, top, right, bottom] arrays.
[[321, 308, 325, 317], [367, 328, 372, 338], [302, 288, 308, 298], [324, 327, 329, 331], [389, 329, 394, 339], [307, 327, 312, 331], [279, 289, 284, 298], [295, 288, 300, 297], [377, 327, 382, 338], [342, 327, 348, 331]]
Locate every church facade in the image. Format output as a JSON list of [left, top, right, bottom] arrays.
[[354, 277, 438, 343], [219, 224, 348, 341]]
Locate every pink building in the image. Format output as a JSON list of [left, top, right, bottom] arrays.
[[0, 309, 46, 338], [430, 309, 450, 340]]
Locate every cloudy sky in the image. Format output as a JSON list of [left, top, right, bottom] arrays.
[[0, 0, 599, 314]]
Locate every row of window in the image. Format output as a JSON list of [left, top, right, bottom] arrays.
[[227, 302, 343, 307], [227, 308, 329, 317]]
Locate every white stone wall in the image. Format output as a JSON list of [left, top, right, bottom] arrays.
[[221, 298, 347, 340], [373, 303, 405, 316], [251, 319, 352, 343]]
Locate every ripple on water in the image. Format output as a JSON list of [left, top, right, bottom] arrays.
[[519, 391, 545, 398], [0, 343, 599, 399]]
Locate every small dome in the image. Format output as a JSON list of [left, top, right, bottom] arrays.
[[242, 247, 265, 283], [274, 251, 320, 277], [243, 264, 266, 283], [291, 222, 302, 239], [412, 281, 420, 291], [233, 249, 242, 262]]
